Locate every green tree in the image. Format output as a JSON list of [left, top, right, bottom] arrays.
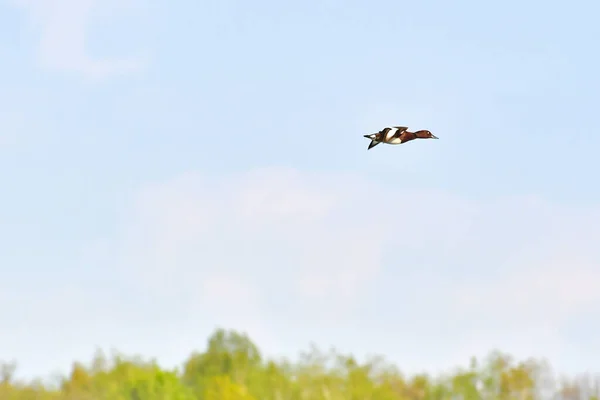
[[2, 328, 600, 400]]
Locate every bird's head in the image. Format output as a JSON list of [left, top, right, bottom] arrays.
[[415, 130, 438, 139]]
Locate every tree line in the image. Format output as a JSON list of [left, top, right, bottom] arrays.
[[1, 329, 598, 399]]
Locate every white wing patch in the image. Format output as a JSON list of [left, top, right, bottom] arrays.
[[385, 128, 398, 140]]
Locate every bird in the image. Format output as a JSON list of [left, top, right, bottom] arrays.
[[363, 126, 438, 150]]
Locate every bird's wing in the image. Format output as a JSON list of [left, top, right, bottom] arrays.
[[392, 126, 409, 132]]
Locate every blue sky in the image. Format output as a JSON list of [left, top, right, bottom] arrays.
[[1, 0, 600, 381]]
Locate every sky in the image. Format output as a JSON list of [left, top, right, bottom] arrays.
[[1, 0, 600, 382]]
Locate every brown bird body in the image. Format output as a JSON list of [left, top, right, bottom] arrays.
[[363, 126, 438, 150]]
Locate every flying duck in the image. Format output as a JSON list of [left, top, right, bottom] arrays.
[[363, 126, 438, 150]]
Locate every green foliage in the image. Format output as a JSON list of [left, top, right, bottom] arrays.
[[1, 329, 598, 399]]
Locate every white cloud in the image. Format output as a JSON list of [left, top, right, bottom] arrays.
[[9, 0, 144, 78], [4, 166, 600, 379], [116, 168, 387, 317], [112, 167, 600, 362]]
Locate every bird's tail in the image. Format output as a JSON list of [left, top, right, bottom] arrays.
[[364, 134, 380, 150]]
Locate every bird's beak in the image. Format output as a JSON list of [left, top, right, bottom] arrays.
[[431, 134, 439, 139]]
